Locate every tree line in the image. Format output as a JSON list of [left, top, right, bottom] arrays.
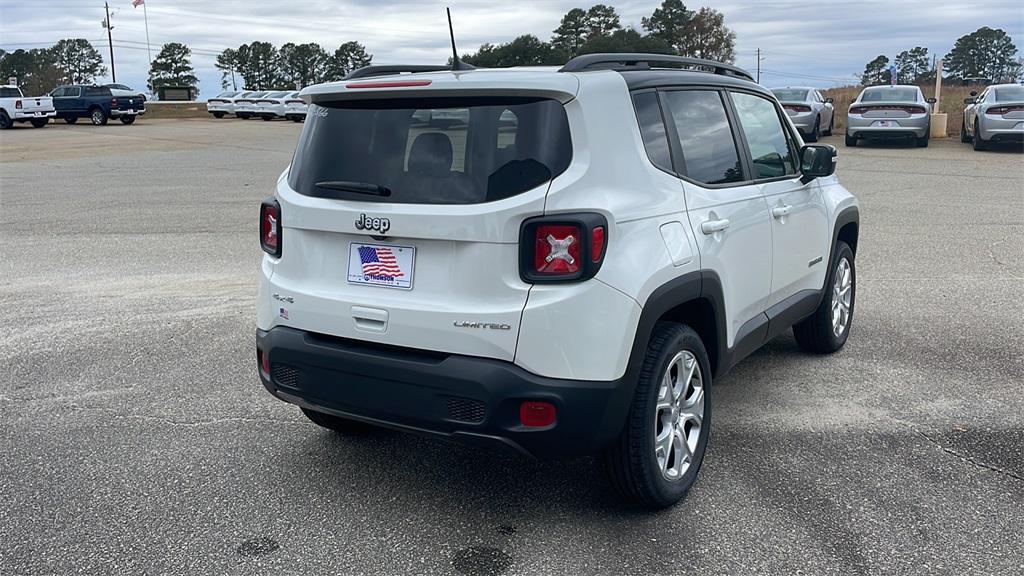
[[214, 41, 372, 91], [861, 26, 1021, 86], [461, 1, 736, 67], [0, 40, 106, 96]]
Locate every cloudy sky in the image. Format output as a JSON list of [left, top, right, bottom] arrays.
[[1, 0, 1021, 96]]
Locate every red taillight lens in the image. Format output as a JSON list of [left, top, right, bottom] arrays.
[[988, 106, 1023, 115], [258, 349, 270, 376], [591, 226, 605, 262], [784, 104, 811, 113], [260, 198, 281, 256], [15, 100, 22, 109], [520, 401, 556, 427], [534, 224, 581, 274], [111, 97, 118, 107]]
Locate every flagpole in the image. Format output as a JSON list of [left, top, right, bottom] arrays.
[[143, 1, 152, 69]]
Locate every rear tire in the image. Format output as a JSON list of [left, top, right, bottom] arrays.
[[301, 408, 375, 433], [973, 121, 988, 151], [793, 241, 855, 354], [237, 113, 251, 120], [845, 133, 856, 147], [0, 112, 11, 130], [213, 112, 225, 118], [119, 115, 136, 125], [261, 115, 273, 121], [30, 118, 48, 128], [64, 116, 78, 124], [602, 322, 711, 509], [916, 130, 929, 148], [89, 107, 108, 126]]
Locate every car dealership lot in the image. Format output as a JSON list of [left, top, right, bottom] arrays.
[[1, 120, 1022, 575]]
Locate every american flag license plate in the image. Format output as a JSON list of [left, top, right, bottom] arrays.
[[347, 242, 415, 290]]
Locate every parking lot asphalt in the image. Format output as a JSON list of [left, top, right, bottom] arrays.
[[1, 118, 1022, 576]]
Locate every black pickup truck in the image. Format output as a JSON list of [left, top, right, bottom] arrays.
[[50, 84, 146, 126]]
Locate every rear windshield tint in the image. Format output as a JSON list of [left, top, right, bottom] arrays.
[[0, 87, 19, 98], [288, 96, 572, 204], [861, 87, 918, 102], [994, 86, 1024, 102], [771, 89, 808, 101]]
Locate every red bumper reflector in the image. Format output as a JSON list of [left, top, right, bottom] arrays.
[[346, 79, 433, 89], [258, 350, 270, 375], [591, 226, 605, 262], [520, 401, 557, 427]]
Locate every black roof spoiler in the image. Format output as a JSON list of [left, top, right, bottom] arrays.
[[558, 53, 755, 83], [344, 64, 473, 80]]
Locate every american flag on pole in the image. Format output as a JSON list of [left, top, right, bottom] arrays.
[[358, 246, 404, 278], [132, 0, 144, 7]]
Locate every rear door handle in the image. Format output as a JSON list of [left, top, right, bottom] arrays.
[[772, 206, 792, 219], [700, 219, 730, 234]]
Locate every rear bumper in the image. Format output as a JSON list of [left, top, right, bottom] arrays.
[[111, 108, 146, 117], [847, 115, 928, 139], [978, 119, 1024, 143], [256, 326, 630, 459], [787, 111, 815, 132], [12, 109, 56, 120]]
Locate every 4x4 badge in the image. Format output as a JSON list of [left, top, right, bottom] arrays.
[[355, 213, 390, 235]]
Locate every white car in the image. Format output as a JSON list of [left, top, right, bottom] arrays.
[[961, 83, 1024, 151], [771, 86, 835, 142], [0, 85, 56, 129], [283, 92, 307, 122], [104, 83, 147, 102], [253, 91, 294, 121], [233, 91, 268, 119], [206, 91, 243, 118], [255, 55, 860, 509]]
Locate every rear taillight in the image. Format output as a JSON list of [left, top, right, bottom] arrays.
[[15, 100, 22, 109], [111, 97, 118, 107], [987, 105, 1023, 115], [784, 104, 811, 113], [260, 198, 281, 257], [520, 213, 607, 283]]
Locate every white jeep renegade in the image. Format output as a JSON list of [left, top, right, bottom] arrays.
[[256, 54, 860, 508]]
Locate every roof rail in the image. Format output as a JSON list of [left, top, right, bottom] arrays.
[[343, 64, 471, 80], [559, 53, 755, 83]]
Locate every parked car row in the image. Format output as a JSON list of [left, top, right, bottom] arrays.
[[1, 83, 147, 129], [207, 90, 307, 122]]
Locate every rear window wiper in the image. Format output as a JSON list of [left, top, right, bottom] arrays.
[[313, 181, 392, 197]]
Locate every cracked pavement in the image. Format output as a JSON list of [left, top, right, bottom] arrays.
[[2, 120, 1022, 575]]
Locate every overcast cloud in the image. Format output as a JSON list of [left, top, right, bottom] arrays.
[[1, 0, 1021, 96]]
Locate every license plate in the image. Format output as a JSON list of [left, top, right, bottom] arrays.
[[872, 120, 892, 127], [347, 242, 415, 290]]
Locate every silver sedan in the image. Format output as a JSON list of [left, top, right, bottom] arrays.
[[771, 86, 834, 142], [962, 83, 1024, 151], [846, 85, 936, 148]]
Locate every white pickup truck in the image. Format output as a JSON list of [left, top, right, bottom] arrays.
[[0, 85, 56, 129]]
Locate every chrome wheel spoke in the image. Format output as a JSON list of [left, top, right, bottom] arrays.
[[653, 349, 704, 482]]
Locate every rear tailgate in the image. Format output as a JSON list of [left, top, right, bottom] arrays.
[[18, 95, 54, 113], [267, 71, 578, 361], [115, 95, 145, 113]]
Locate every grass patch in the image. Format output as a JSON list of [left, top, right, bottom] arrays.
[[143, 102, 209, 119]]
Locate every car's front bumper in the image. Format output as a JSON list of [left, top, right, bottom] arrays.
[[256, 326, 631, 460], [847, 114, 928, 139]]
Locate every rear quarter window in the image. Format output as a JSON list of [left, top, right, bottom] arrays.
[[0, 87, 20, 98], [288, 96, 572, 204], [85, 86, 111, 97]]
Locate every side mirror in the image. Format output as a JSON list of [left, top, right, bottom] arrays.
[[800, 144, 837, 184], [825, 97, 834, 104], [926, 97, 937, 104], [964, 97, 976, 105], [970, 90, 978, 97]]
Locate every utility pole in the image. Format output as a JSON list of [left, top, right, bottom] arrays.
[[103, 2, 116, 82]]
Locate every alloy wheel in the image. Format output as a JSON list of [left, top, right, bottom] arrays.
[[654, 350, 704, 481], [831, 257, 853, 336]]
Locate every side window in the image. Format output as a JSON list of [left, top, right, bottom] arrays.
[[730, 92, 798, 179], [631, 91, 673, 173], [662, 90, 744, 185]]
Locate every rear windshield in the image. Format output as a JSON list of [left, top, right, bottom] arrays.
[[0, 87, 20, 98], [861, 87, 918, 102], [265, 91, 288, 98], [771, 89, 808, 101], [288, 96, 572, 204], [994, 86, 1024, 102], [217, 91, 239, 98]]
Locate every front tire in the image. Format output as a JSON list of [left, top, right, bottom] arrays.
[[213, 112, 225, 118], [261, 115, 273, 121], [794, 241, 855, 353], [960, 119, 970, 143], [602, 322, 711, 509], [806, 116, 820, 142], [301, 407, 374, 433], [823, 115, 834, 137], [89, 107, 108, 126], [845, 133, 857, 147], [0, 112, 11, 130], [64, 116, 78, 124]]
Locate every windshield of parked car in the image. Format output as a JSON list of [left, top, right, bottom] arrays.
[[771, 89, 809, 102], [265, 92, 289, 98], [217, 91, 239, 98], [861, 87, 919, 102], [994, 86, 1024, 102], [288, 96, 572, 205]]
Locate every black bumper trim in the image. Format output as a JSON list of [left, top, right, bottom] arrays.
[[257, 327, 632, 460]]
